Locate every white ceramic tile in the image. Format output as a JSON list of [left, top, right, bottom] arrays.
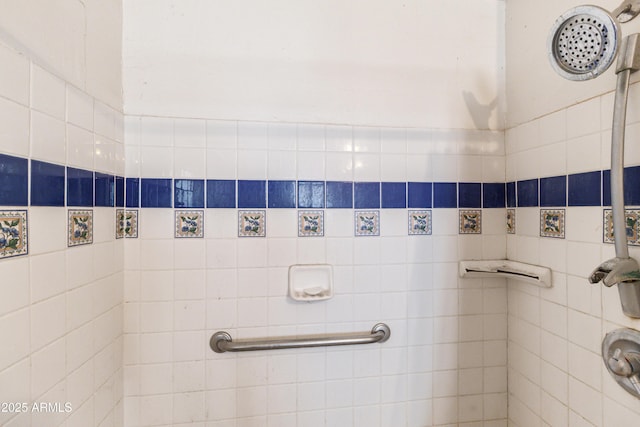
[[28, 207, 66, 255], [406, 153, 432, 182], [353, 127, 381, 153], [94, 137, 116, 173], [30, 110, 65, 164], [325, 152, 353, 181], [267, 150, 296, 179], [206, 120, 237, 149], [31, 64, 65, 120], [406, 129, 432, 154], [0, 258, 29, 316], [483, 156, 506, 182], [380, 128, 406, 153], [140, 145, 173, 177], [324, 125, 352, 152], [568, 377, 602, 426], [67, 123, 95, 169], [537, 142, 566, 178], [206, 149, 237, 179], [0, 43, 29, 105], [30, 338, 65, 398], [296, 151, 325, 180], [140, 116, 173, 147], [539, 110, 566, 145], [566, 133, 601, 174], [174, 118, 206, 148], [0, 97, 29, 157], [380, 153, 406, 181], [431, 154, 457, 182], [238, 121, 268, 150], [267, 122, 296, 150], [353, 152, 380, 181], [139, 239, 175, 270], [237, 150, 267, 179], [0, 308, 30, 368], [67, 85, 94, 131], [30, 251, 66, 303], [174, 147, 206, 178], [567, 98, 601, 139]]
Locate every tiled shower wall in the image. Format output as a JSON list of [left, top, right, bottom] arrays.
[[0, 39, 125, 427], [505, 85, 640, 426], [122, 117, 510, 427]]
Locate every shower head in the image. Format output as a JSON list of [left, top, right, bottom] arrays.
[[548, 5, 621, 81]]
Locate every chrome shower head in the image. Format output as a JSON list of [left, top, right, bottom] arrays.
[[548, 5, 621, 80]]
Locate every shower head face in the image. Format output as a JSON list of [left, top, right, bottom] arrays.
[[548, 5, 621, 81]]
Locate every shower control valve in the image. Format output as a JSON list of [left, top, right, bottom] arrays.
[[608, 348, 640, 394]]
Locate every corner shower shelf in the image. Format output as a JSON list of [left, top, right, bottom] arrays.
[[459, 260, 552, 288]]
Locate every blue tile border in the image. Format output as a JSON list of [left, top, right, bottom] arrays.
[[459, 183, 482, 208], [354, 182, 380, 209], [483, 183, 506, 208], [269, 180, 296, 208], [14, 151, 640, 212], [31, 160, 65, 207], [95, 173, 115, 207], [141, 178, 172, 208], [408, 182, 432, 209], [298, 181, 325, 208], [568, 171, 601, 207], [381, 182, 406, 209], [67, 167, 94, 207], [174, 179, 205, 208], [207, 179, 236, 208], [433, 182, 457, 208], [126, 178, 140, 208], [238, 180, 266, 208], [0, 154, 28, 206], [540, 176, 566, 207], [326, 181, 353, 208], [517, 179, 538, 207]]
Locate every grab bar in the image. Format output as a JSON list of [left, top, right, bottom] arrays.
[[210, 323, 391, 353]]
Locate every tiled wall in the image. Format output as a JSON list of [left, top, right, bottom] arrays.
[[505, 88, 640, 426], [0, 39, 124, 427], [123, 117, 510, 426]]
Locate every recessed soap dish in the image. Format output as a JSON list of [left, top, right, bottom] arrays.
[[288, 264, 333, 301]]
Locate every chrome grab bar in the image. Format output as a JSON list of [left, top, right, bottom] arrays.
[[210, 323, 391, 353]]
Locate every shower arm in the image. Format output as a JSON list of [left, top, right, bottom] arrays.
[[614, 0, 640, 23]]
